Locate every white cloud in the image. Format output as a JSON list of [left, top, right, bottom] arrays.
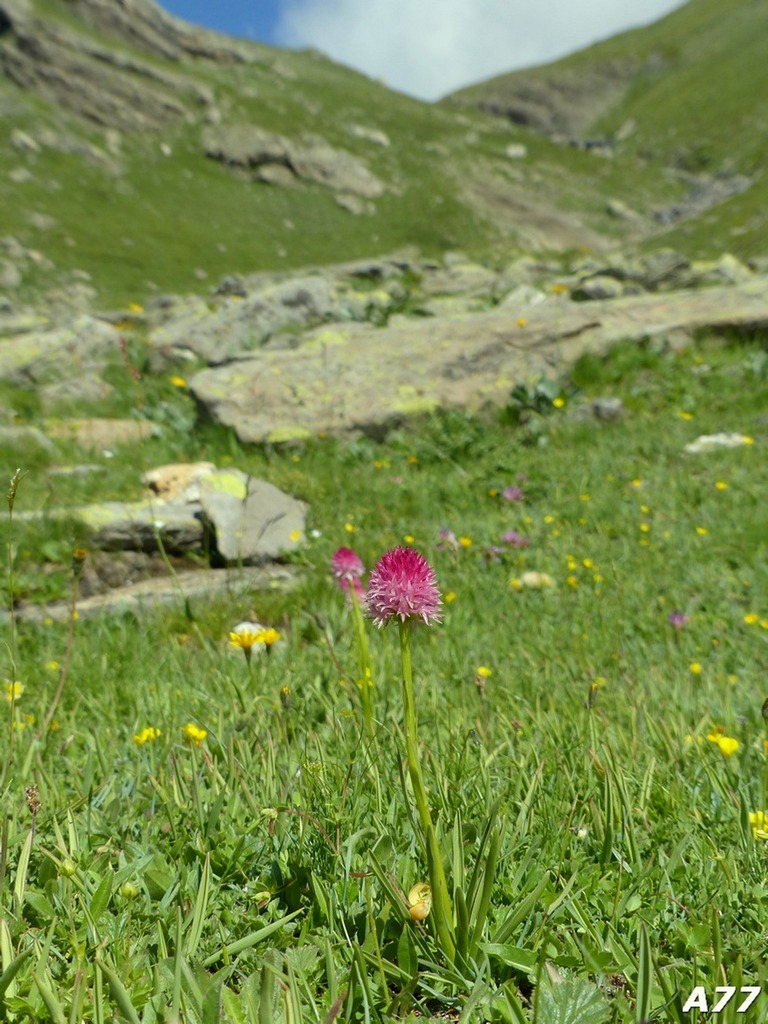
[[275, 0, 685, 101]]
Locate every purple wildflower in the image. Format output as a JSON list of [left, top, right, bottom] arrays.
[[667, 611, 689, 630], [501, 530, 531, 548], [503, 486, 525, 503], [366, 547, 443, 627], [437, 529, 460, 552], [331, 547, 364, 582]]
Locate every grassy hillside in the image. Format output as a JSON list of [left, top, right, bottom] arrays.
[[1, 0, 765, 309], [449, 0, 768, 262], [0, 0, 613, 308]]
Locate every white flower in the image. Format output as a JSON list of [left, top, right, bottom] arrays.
[[684, 433, 753, 454]]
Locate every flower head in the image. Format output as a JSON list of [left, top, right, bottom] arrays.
[[511, 571, 554, 590], [181, 723, 207, 746], [133, 726, 161, 746], [707, 727, 739, 757], [501, 529, 530, 548], [366, 547, 442, 627], [667, 611, 689, 629], [437, 529, 459, 552], [331, 547, 365, 582], [750, 811, 768, 840], [255, 626, 281, 647], [502, 486, 525, 503], [230, 621, 265, 656]]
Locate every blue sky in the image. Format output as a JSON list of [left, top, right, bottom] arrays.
[[158, 0, 685, 101], [160, 0, 278, 44]]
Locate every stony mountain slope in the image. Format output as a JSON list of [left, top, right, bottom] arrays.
[[2, 0, 762, 310], [447, 0, 768, 262]]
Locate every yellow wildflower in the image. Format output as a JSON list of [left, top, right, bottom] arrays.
[[4, 681, 23, 701], [553, 397, 565, 409], [229, 621, 264, 653], [255, 627, 281, 647], [181, 723, 207, 746], [169, 376, 187, 388], [749, 811, 768, 840], [716, 736, 739, 757], [744, 613, 758, 625], [459, 536, 472, 548], [690, 662, 703, 675], [133, 726, 161, 746], [407, 882, 432, 921]]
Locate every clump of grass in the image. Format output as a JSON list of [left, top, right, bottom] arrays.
[[1, 331, 768, 1020]]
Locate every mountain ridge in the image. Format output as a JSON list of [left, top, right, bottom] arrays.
[[0, 0, 765, 307]]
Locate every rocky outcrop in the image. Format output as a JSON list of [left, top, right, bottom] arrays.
[[11, 564, 298, 623], [0, 314, 121, 385], [188, 276, 768, 442], [447, 58, 642, 138], [202, 124, 387, 198], [64, 0, 253, 64], [0, 0, 248, 131], [148, 274, 341, 363]]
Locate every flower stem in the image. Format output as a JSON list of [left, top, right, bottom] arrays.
[[398, 620, 455, 962], [350, 587, 374, 736]]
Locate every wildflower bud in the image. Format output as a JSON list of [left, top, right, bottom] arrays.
[[60, 858, 78, 878], [280, 686, 292, 710], [119, 881, 140, 900], [8, 468, 24, 513], [72, 547, 88, 578], [24, 785, 41, 816], [762, 698, 768, 722], [407, 882, 432, 921]]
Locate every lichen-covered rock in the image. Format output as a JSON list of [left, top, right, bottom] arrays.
[[188, 277, 768, 443], [198, 469, 306, 564], [148, 275, 339, 362], [0, 315, 121, 385]]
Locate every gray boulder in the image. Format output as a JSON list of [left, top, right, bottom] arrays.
[[67, 500, 205, 553], [0, 315, 121, 385], [571, 275, 626, 301], [202, 124, 386, 198], [148, 275, 339, 362], [188, 276, 768, 443], [198, 469, 306, 564]]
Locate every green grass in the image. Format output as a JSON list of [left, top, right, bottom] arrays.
[[2, 330, 768, 1020]]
